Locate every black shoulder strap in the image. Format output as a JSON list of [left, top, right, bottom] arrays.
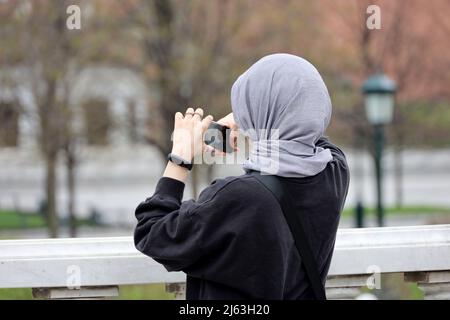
[[250, 171, 327, 300]]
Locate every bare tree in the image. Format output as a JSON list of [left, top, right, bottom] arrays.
[[105, 0, 250, 197], [8, 0, 79, 237]]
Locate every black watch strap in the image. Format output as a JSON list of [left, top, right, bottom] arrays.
[[167, 153, 193, 171]]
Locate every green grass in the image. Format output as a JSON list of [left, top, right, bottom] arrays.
[[0, 284, 175, 300], [4, 205, 448, 230], [0, 282, 423, 300], [0, 210, 46, 229], [408, 283, 425, 300], [0, 209, 98, 230], [360, 273, 425, 300], [118, 284, 175, 300], [0, 288, 33, 300], [342, 205, 450, 218]]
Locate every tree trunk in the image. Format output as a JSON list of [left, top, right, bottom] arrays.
[[66, 150, 77, 237], [393, 131, 404, 208], [45, 153, 58, 238]]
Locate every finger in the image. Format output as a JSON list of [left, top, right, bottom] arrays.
[[216, 118, 229, 127], [204, 144, 215, 154], [216, 113, 236, 130], [185, 107, 195, 118], [203, 144, 226, 157], [174, 112, 183, 124], [230, 130, 239, 150], [203, 144, 227, 157], [213, 148, 227, 157], [201, 115, 214, 130], [193, 107, 204, 121]]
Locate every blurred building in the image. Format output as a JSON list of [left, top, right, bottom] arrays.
[[0, 66, 165, 225]]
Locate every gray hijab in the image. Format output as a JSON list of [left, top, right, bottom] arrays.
[[231, 53, 333, 177]]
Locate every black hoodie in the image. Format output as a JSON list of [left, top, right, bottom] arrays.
[[134, 137, 349, 300]]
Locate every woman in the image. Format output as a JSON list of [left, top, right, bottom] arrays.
[[134, 53, 349, 300]]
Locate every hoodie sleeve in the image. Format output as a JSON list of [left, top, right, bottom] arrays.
[[134, 175, 243, 272], [133, 177, 205, 271]]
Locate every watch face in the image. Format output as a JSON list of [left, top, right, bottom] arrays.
[[170, 155, 183, 165]]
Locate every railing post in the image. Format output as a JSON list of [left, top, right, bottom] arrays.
[[32, 286, 119, 299], [405, 271, 450, 300], [325, 275, 366, 299], [166, 283, 186, 300]]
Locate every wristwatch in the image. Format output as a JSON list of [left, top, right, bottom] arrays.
[[167, 153, 193, 171]]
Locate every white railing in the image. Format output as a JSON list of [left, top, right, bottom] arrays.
[[1, 224, 450, 299]]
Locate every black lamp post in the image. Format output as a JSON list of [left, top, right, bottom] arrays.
[[362, 72, 396, 227]]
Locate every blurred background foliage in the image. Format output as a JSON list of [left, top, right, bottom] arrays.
[[0, 0, 449, 239], [1, 0, 448, 151]]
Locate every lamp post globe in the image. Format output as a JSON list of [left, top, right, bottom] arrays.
[[362, 73, 397, 125]]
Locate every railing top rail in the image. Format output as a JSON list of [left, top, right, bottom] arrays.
[[1, 224, 450, 289]]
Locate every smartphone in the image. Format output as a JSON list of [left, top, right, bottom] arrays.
[[204, 121, 233, 153]]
